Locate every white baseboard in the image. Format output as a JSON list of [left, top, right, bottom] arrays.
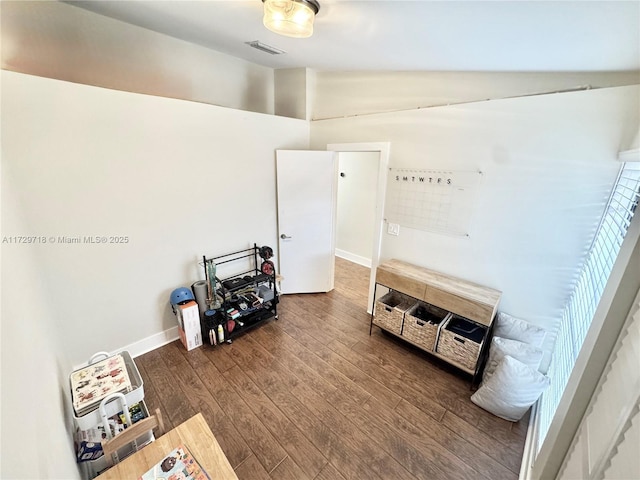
[[124, 326, 180, 359], [519, 401, 540, 480], [72, 326, 180, 370], [336, 249, 372, 268]]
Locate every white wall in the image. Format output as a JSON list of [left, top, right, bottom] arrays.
[[336, 152, 379, 266], [1, 1, 275, 115], [1, 69, 309, 476], [275, 68, 316, 120], [1, 165, 81, 479], [1, 70, 309, 365], [314, 71, 640, 120], [311, 85, 640, 369]]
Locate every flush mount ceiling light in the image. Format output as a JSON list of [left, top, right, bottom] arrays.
[[262, 0, 320, 38]]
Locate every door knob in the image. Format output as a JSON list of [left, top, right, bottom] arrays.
[[280, 234, 292, 239]]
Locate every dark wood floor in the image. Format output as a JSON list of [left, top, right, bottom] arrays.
[[136, 257, 528, 480]]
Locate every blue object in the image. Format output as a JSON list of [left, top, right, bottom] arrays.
[[170, 287, 194, 305]]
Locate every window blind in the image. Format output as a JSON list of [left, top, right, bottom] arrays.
[[536, 162, 640, 449]]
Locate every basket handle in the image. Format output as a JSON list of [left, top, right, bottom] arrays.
[[453, 336, 466, 344], [384, 306, 393, 312], [417, 320, 425, 327], [99, 392, 132, 440], [88, 351, 111, 365]]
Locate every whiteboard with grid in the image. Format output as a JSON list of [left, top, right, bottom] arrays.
[[385, 169, 482, 236]]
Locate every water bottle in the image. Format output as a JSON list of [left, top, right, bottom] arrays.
[[217, 324, 224, 344]]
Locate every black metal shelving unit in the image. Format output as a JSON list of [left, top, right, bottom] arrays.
[[201, 243, 278, 345]]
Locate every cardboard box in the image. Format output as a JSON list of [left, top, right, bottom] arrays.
[[176, 301, 202, 351]]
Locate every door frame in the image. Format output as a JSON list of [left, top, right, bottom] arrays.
[[327, 142, 390, 313]]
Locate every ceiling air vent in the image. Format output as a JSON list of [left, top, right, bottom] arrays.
[[245, 40, 286, 55]]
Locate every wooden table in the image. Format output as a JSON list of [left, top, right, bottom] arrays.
[[95, 412, 238, 479], [376, 259, 501, 326]]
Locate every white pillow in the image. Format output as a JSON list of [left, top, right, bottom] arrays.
[[471, 355, 550, 422], [493, 312, 546, 348], [483, 336, 543, 384]]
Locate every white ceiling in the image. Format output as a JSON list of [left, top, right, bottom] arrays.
[[68, 0, 639, 72]]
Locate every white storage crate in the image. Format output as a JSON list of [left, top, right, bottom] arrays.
[[70, 351, 144, 431], [78, 399, 154, 479]]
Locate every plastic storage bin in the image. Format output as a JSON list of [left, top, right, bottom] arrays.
[[78, 397, 154, 479], [70, 351, 144, 431]]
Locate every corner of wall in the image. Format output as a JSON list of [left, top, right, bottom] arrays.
[[275, 67, 314, 120]]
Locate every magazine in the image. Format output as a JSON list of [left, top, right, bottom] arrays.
[[138, 444, 210, 480], [70, 353, 132, 416]]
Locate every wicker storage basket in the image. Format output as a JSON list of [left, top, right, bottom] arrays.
[[436, 314, 486, 372], [402, 302, 451, 352], [374, 291, 415, 335]]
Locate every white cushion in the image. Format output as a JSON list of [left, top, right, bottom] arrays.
[[493, 312, 546, 348], [471, 355, 550, 422], [483, 336, 543, 383]]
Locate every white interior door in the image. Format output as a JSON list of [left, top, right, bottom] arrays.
[[276, 150, 337, 294]]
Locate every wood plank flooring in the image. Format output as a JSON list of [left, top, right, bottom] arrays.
[[136, 257, 528, 480]]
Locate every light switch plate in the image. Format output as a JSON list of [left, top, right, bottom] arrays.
[[387, 223, 400, 236]]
